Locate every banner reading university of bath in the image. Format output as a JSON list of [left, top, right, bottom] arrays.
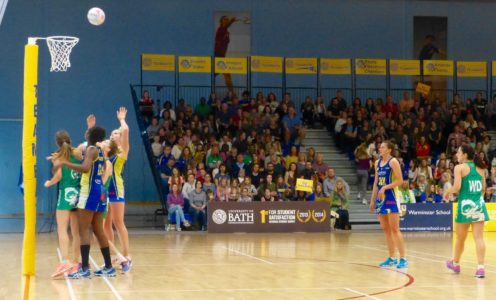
[[389, 59, 420, 76], [215, 57, 248, 74], [423, 60, 454, 76], [457, 61, 487, 77], [141, 54, 175, 71], [251, 56, 283, 73], [178, 56, 211, 73], [208, 201, 330, 233], [355, 58, 387, 75], [320, 58, 351, 75], [285, 57, 317, 74]]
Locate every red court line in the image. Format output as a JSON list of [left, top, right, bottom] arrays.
[[23, 275, 31, 300]]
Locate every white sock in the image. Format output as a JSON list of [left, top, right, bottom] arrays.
[[453, 261, 460, 266], [478, 264, 484, 269]]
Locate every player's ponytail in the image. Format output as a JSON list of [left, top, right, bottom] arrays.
[[55, 130, 73, 161], [107, 139, 120, 158], [460, 144, 486, 169]]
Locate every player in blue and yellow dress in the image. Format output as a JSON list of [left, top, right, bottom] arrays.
[[370, 141, 408, 269], [56, 126, 116, 279], [104, 107, 132, 272]]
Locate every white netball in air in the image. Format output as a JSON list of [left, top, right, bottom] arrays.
[[87, 7, 105, 26]]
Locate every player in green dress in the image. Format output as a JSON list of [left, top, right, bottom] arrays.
[[444, 145, 490, 278], [45, 131, 82, 278]]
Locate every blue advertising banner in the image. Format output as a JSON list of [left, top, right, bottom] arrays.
[[400, 203, 453, 232]]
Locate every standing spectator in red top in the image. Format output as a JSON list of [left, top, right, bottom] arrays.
[[415, 136, 431, 159], [139, 90, 154, 121], [214, 16, 236, 93], [383, 96, 398, 119]]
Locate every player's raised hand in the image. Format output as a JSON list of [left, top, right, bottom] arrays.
[[117, 107, 127, 121], [86, 114, 96, 129]]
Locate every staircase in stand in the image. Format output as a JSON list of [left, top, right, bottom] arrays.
[[302, 129, 380, 229]]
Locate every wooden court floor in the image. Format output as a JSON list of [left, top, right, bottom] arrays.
[[2, 230, 496, 300]]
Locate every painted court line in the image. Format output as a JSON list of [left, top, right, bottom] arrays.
[[343, 287, 382, 300], [56, 248, 77, 300], [88, 255, 123, 300], [222, 246, 274, 264]]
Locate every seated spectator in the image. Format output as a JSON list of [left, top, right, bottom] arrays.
[[284, 146, 299, 170], [314, 96, 326, 125], [171, 137, 185, 160], [323, 168, 350, 196], [282, 106, 306, 146], [147, 117, 161, 137], [276, 175, 291, 201], [341, 117, 358, 160], [399, 91, 414, 113], [214, 164, 230, 186], [258, 174, 277, 199], [250, 163, 263, 187], [151, 134, 163, 158], [301, 96, 315, 127], [415, 136, 431, 159], [299, 161, 315, 180], [261, 188, 276, 202], [159, 157, 175, 196], [195, 97, 211, 120], [295, 190, 311, 202], [167, 183, 190, 231], [182, 174, 196, 201], [239, 187, 253, 202], [176, 147, 193, 173], [330, 179, 349, 211], [228, 179, 241, 202], [206, 144, 222, 170], [217, 178, 231, 202], [312, 153, 329, 181], [398, 181, 416, 204], [202, 174, 216, 195], [188, 181, 208, 230], [313, 183, 331, 203], [241, 176, 257, 198], [413, 159, 433, 182], [231, 153, 250, 178], [285, 162, 298, 191], [383, 96, 398, 119], [168, 167, 184, 190]]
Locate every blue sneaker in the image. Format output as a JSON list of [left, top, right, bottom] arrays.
[[396, 258, 409, 269], [121, 257, 132, 273], [379, 257, 398, 267], [94, 267, 117, 277], [66, 267, 91, 279]]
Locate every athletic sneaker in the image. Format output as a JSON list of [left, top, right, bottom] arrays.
[[51, 262, 76, 278], [379, 257, 398, 267], [396, 258, 409, 269], [66, 267, 92, 279], [94, 267, 117, 277], [121, 257, 132, 273], [475, 268, 485, 278], [446, 260, 461, 274]]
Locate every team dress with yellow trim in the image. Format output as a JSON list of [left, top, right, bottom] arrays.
[[108, 155, 126, 202], [456, 162, 490, 223], [375, 157, 402, 215], [57, 154, 81, 211], [77, 146, 107, 213]]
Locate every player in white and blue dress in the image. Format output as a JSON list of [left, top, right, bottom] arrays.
[[370, 141, 408, 269]]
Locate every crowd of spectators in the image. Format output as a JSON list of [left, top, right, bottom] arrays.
[[140, 88, 496, 231]]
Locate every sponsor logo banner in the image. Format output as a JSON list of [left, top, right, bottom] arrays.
[[208, 201, 330, 233], [141, 54, 175, 71], [285, 57, 317, 74], [400, 203, 453, 232], [251, 56, 283, 73], [215, 57, 247, 74], [423, 60, 454, 76], [390, 59, 420, 76], [320, 58, 351, 75], [178, 56, 211, 73], [355, 59, 386, 75], [457, 61, 487, 77]]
